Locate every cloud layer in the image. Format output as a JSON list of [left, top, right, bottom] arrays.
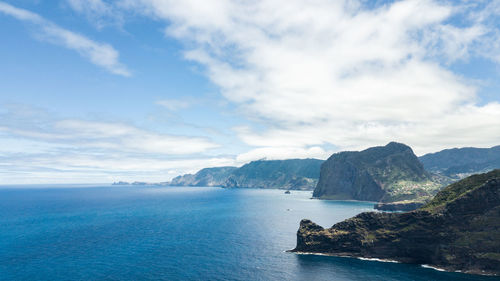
[[2, 0, 500, 183], [122, 0, 500, 156], [0, 1, 130, 76], [0, 105, 229, 183]]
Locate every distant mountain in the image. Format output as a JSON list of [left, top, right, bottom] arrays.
[[313, 142, 441, 202], [223, 159, 323, 190], [292, 169, 500, 275], [168, 159, 324, 190], [169, 167, 238, 187], [112, 181, 162, 186], [419, 145, 500, 178], [112, 181, 130, 185]]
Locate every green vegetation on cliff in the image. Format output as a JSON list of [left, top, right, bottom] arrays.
[[169, 167, 237, 187], [169, 159, 323, 190], [422, 169, 500, 211], [224, 159, 322, 190], [293, 170, 500, 275]]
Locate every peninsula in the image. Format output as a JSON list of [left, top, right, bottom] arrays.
[[291, 170, 500, 275]]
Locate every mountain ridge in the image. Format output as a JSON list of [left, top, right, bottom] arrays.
[[419, 145, 500, 179], [168, 158, 323, 190]]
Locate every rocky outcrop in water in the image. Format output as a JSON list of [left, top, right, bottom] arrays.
[[313, 142, 440, 202], [292, 170, 500, 275]]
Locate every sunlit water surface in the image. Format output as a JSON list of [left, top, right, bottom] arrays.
[[0, 186, 498, 280]]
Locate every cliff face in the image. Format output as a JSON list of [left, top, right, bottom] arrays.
[[313, 142, 439, 202], [169, 159, 323, 190], [293, 170, 500, 275], [419, 145, 500, 179]]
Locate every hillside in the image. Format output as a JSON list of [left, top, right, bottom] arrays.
[[292, 170, 500, 275], [168, 167, 238, 187], [168, 159, 323, 190], [419, 146, 500, 179], [223, 159, 323, 190], [313, 142, 441, 202]]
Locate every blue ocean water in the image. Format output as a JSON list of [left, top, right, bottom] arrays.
[[0, 186, 497, 281]]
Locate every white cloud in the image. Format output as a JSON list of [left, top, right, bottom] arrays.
[[236, 146, 329, 163], [123, 0, 500, 158], [468, 0, 500, 64], [0, 153, 237, 184], [156, 99, 194, 111], [0, 105, 231, 184], [66, 0, 123, 29], [0, 1, 130, 76], [3, 0, 500, 183], [1, 119, 218, 155]]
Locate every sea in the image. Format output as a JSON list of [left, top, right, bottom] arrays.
[[0, 185, 498, 281]]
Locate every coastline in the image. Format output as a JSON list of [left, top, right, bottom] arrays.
[[287, 251, 499, 277], [287, 250, 400, 263], [308, 197, 379, 204]]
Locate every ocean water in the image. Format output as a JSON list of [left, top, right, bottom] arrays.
[[0, 186, 497, 281]]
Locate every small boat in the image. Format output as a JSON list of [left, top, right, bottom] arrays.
[[284, 190, 291, 194]]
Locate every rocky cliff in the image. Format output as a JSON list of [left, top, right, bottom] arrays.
[[292, 170, 500, 275], [313, 142, 440, 202]]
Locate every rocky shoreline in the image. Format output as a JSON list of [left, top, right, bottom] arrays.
[[288, 250, 495, 276]]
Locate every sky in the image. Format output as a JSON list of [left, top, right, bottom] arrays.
[[0, 0, 500, 184]]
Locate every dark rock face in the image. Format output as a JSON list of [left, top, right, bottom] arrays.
[[293, 170, 500, 275], [169, 159, 323, 190], [313, 142, 437, 202], [419, 145, 500, 179], [313, 157, 385, 201]]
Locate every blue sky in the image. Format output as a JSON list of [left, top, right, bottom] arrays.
[[0, 0, 500, 184]]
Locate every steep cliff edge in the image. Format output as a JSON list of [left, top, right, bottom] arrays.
[[313, 142, 440, 202], [292, 170, 500, 275]]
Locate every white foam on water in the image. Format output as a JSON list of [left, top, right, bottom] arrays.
[[289, 251, 400, 263], [421, 264, 446, 272]]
